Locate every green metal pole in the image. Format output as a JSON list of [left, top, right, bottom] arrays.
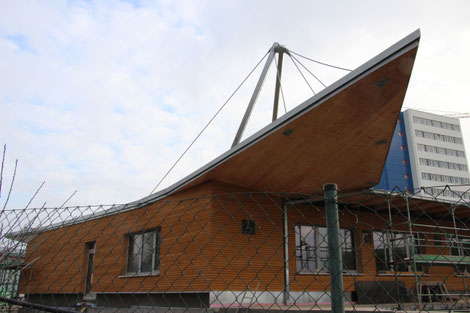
[[387, 195, 402, 308], [282, 200, 291, 305], [451, 204, 469, 306], [324, 183, 345, 313], [404, 194, 421, 308]]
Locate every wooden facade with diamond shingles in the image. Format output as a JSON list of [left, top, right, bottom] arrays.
[[18, 180, 470, 304]]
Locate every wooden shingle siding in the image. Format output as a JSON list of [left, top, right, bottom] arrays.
[[20, 180, 469, 296], [208, 183, 284, 292], [21, 182, 213, 294]]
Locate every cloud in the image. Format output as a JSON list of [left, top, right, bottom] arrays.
[[1, 0, 470, 209]]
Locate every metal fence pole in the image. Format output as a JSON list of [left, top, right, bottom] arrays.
[[451, 204, 469, 306], [404, 194, 421, 308], [324, 183, 345, 313], [387, 195, 402, 308], [282, 200, 291, 305]]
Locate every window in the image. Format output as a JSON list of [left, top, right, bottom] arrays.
[[373, 231, 424, 272], [295, 225, 357, 273], [421, 172, 470, 184], [85, 242, 95, 294], [417, 144, 465, 158], [419, 158, 468, 172], [127, 228, 161, 274], [415, 129, 463, 145], [412, 116, 460, 131], [447, 234, 470, 275]]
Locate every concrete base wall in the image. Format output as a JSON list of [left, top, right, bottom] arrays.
[[27, 293, 83, 308], [25, 292, 210, 309], [209, 290, 350, 306], [24, 290, 351, 310], [96, 293, 209, 308]]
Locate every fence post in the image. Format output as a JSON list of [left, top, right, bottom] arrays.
[[282, 199, 290, 305], [324, 183, 345, 313]]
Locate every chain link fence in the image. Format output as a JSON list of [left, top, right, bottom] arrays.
[[1, 184, 470, 313]]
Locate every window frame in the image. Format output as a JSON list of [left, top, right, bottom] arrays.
[[373, 230, 424, 273], [295, 224, 358, 274], [125, 227, 161, 275]]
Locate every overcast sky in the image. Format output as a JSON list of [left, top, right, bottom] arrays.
[[1, 0, 470, 209]]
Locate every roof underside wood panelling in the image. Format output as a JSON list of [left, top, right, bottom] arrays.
[[170, 45, 419, 196], [133, 31, 421, 205]]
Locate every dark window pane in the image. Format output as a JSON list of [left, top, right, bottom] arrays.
[[296, 225, 317, 272], [141, 232, 154, 273], [393, 233, 409, 271], [316, 227, 329, 271], [295, 225, 356, 273], [374, 231, 391, 272], [373, 231, 425, 273], [127, 234, 142, 273], [154, 229, 161, 271], [341, 229, 356, 271]]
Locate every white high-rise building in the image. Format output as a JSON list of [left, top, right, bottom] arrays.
[[402, 109, 470, 201]]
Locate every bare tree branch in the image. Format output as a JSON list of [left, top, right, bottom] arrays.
[[1, 159, 18, 212], [23, 181, 45, 210], [0, 144, 6, 198], [59, 190, 77, 208]]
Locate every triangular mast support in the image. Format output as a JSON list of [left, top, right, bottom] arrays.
[[231, 42, 288, 148]]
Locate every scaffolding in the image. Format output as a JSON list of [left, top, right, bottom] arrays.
[[379, 190, 470, 309], [0, 255, 23, 313]]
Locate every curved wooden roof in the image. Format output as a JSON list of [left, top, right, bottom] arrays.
[[136, 30, 420, 205]]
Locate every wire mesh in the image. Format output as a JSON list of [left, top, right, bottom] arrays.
[[1, 185, 470, 313]]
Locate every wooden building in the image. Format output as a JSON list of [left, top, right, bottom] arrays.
[[9, 30, 469, 309]]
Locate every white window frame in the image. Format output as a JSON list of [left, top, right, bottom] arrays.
[[126, 228, 161, 275]]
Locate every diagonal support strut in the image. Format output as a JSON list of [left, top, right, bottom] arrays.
[[231, 42, 287, 148]]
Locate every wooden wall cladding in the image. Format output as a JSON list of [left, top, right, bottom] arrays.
[[20, 182, 214, 294], [20, 180, 468, 296]]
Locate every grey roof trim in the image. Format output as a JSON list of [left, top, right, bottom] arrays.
[[288, 187, 469, 208], [369, 188, 470, 207], [7, 30, 421, 240]]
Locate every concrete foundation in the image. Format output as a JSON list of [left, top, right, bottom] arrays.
[[209, 290, 350, 306], [23, 290, 354, 311]]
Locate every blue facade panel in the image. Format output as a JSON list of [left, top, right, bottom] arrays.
[[375, 112, 414, 192]]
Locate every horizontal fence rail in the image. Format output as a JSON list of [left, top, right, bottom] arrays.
[[1, 185, 470, 313]]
